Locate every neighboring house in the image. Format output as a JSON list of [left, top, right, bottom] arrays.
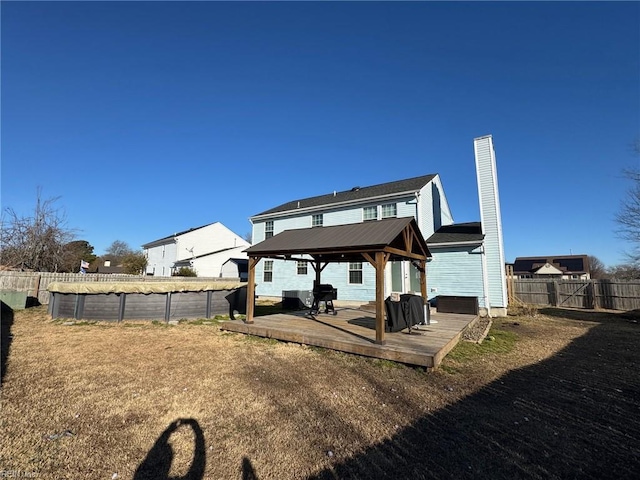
[[512, 255, 591, 280], [142, 222, 251, 278], [89, 260, 125, 274], [221, 258, 249, 282], [249, 135, 508, 316]]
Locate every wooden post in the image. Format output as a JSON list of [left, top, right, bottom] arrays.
[[589, 280, 597, 309], [315, 260, 322, 287], [419, 260, 427, 302], [32, 274, 41, 304], [375, 251, 386, 345], [246, 257, 259, 323]]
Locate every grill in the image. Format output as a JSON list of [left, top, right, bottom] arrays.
[[309, 283, 337, 316]]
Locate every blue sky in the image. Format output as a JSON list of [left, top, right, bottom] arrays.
[[2, 1, 639, 267]]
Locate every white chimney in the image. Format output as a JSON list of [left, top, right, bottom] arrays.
[[474, 135, 508, 315]]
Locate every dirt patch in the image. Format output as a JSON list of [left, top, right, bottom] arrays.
[[1, 306, 639, 479]]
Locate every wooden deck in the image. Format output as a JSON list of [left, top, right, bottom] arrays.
[[220, 307, 477, 368]]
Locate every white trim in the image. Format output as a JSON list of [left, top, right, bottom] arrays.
[[250, 189, 430, 221], [428, 241, 484, 247]]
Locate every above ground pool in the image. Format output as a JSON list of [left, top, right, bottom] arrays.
[[47, 281, 248, 322]]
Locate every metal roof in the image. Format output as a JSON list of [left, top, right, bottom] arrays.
[[244, 217, 431, 263], [427, 222, 484, 245], [252, 174, 437, 218]]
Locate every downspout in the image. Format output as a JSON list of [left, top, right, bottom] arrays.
[[480, 244, 492, 318], [414, 191, 420, 230]]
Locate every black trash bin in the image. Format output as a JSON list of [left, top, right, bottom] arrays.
[[384, 294, 425, 332]]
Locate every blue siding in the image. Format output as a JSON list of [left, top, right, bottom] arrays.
[[426, 246, 485, 307], [250, 174, 481, 303], [474, 136, 508, 309], [255, 258, 377, 301]]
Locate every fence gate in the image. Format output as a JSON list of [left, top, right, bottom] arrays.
[[556, 280, 594, 309]]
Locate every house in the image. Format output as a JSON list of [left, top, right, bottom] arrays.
[[142, 222, 251, 278], [511, 255, 591, 280], [221, 258, 249, 282], [89, 260, 125, 274], [248, 135, 508, 316]]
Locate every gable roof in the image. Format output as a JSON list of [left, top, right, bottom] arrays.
[[512, 255, 590, 274], [244, 217, 431, 263], [426, 222, 484, 246], [252, 174, 437, 218]]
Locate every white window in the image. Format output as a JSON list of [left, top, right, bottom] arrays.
[[297, 261, 308, 275], [363, 206, 377, 221], [349, 262, 363, 284], [381, 203, 397, 219], [265, 221, 274, 239], [263, 260, 273, 282], [312, 214, 323, 228]]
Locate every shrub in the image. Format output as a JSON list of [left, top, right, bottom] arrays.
[[174, 267, 197, 277]]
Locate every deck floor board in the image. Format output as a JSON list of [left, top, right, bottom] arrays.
[[220, 308, 477, 368]]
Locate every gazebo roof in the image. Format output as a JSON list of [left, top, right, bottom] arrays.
[[244, 217, 431, 263]]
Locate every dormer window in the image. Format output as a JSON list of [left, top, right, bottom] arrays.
[[312, 214, 323, 228]]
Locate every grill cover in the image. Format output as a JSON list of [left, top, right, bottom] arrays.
[[385, 294, 425, 332]]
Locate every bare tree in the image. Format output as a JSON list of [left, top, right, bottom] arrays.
[[615, 139, 640, 264], [0, 189, 76, 271], [587, 255, 607, 279], [607, 262, 640, 280], [104, 240, 134, 262]]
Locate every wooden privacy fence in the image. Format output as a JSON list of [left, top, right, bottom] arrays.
[[0, 271, 240, 306], [511, 278, 640, 311]]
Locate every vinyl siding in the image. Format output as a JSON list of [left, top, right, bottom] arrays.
[[145, 242, 177, 277], [418, 176, 454, 238], [426, 246, 485, 307], [474, 136, 508, 308], [176, 222, 249, 261], [255, 259, 377, 301], [143, 223, 249, 278], [251, 175, 463, 302], [190, 246, 248, 278]]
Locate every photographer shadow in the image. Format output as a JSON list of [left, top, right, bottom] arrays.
[[1, 301, 14, 387], [133, 418, 206, 480]]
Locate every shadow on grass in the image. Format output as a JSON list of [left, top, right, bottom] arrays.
[[539, 307, 636, 323], [133, 418, 206, 480], [1, 301, 14, 387], [302, 315, 640, 479], [242, 457, 258, 480]]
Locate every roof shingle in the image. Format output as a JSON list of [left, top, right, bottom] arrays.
[[252, 174, 437, 217]]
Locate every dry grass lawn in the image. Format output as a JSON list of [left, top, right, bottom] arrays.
[[1, 304, 639, 479]]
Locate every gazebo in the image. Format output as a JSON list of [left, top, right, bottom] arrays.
[[244, 217, 431, 345]]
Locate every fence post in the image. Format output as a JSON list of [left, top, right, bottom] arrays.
[[553, 281, 559, 306], [589, 280, 597, 309], [32, 274, 41, 302]]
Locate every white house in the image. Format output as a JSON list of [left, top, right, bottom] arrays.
[[142, 222, 251, 278], [511, 255, 591, 280], [248, 135, 508, 316]]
